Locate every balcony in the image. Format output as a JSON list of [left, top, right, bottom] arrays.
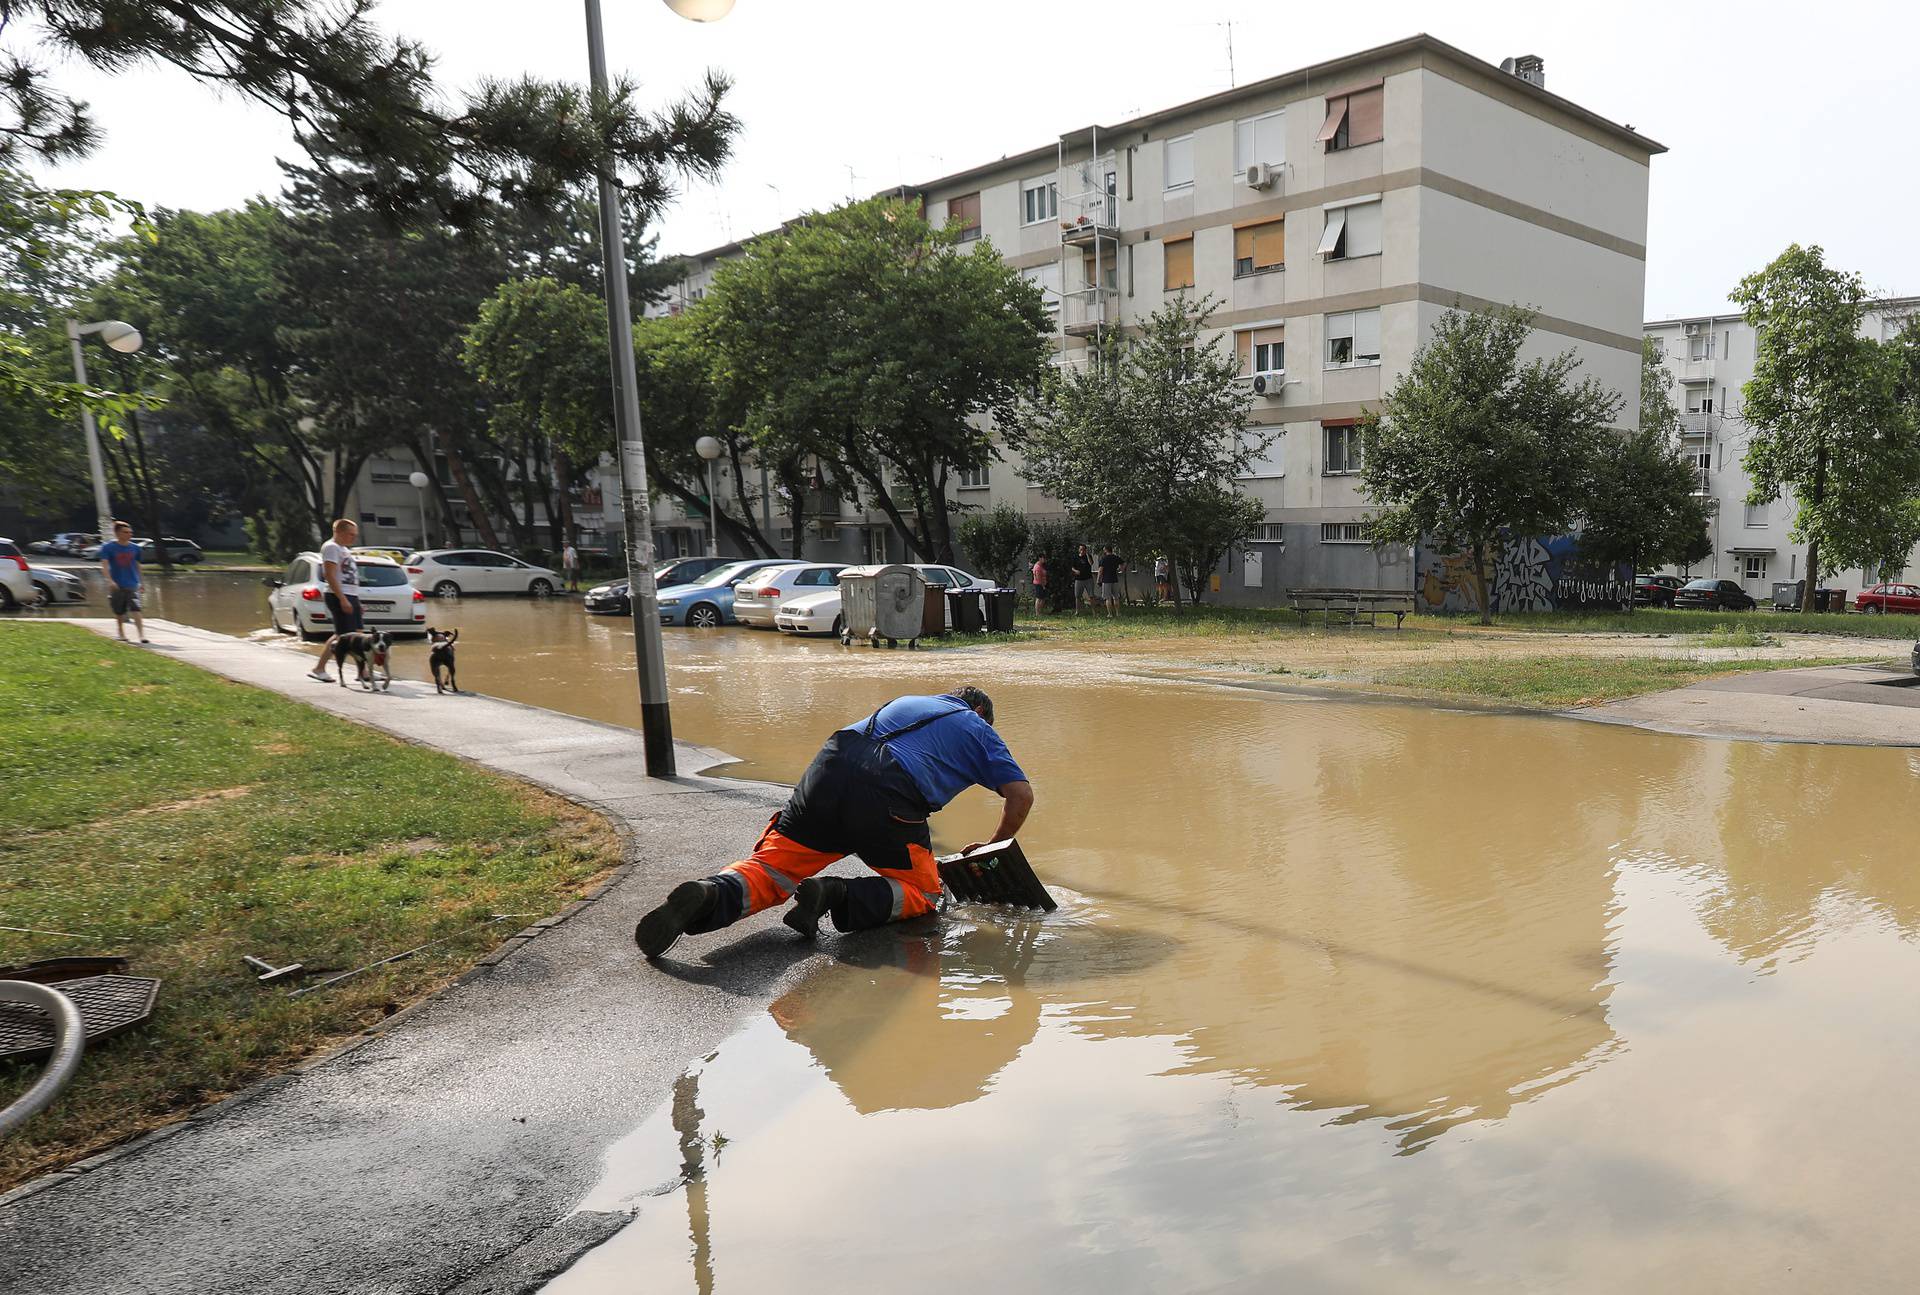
[[1061, 286, 1117, 337], [1058, 152, 1118, 247], [1680, 412, 1714, 435]]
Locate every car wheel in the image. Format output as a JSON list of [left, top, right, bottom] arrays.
[[687, 603, 721, 628], [300, 622, 325, 642], [831, 615, 843, 638], [434, 580, 461, 598], [32, 582, 54, 608], [529, 578, 554, 597], [1866, 603, 1882, 614], [0, 585, 16, 612]]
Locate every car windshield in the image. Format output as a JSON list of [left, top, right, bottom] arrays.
[[357, 565, 410, 587], [1683, 579, 1717, 589]]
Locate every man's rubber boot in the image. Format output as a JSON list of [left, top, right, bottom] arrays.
[[784, 877, 846, 940], [635, 880, 718, 959]]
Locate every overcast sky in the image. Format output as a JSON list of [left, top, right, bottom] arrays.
[[32, 0, 1920, 318]]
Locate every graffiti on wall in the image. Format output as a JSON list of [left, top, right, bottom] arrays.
[[1415, 534, 1631, 614]]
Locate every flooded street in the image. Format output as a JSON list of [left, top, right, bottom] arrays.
[[39, 571, 1920, 1290]]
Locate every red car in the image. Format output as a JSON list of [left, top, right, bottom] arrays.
[[1855, 583, 1920, 614]]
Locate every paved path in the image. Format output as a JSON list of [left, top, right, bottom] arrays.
[[0, 620, 832, 1294], [1581, 662, 1920, 746]]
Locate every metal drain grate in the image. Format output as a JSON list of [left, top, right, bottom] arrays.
[[937, 840, 1057, 912], [0, 975, 161, 1063]]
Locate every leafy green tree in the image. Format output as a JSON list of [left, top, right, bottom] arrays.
[[1361, 305, 1620, 625], [2, 1, 737, 223], [1010, 295, 1264, 605], [955, 502, 1030, 585], [704, 195, 1051, 564], [1733, 244, 1920, 602]]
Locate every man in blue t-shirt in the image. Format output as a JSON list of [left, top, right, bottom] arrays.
[[96, 520, 148, 643], [636, 687, 1035, 958]]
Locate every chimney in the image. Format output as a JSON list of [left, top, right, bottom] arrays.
[[1499, 54, 1546, 89]]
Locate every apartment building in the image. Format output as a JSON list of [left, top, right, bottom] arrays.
[[1644, 299, 1919, 600], [652, 35, 1660, 600]]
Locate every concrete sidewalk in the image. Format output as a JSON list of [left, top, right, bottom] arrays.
[[1580, 661, 1920, 746], [0, 620, 827, 1294]]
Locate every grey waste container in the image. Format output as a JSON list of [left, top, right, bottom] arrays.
[[946, 587, 985, 633], [982, 588, 1016, 633], [838, 564, 931, 647]]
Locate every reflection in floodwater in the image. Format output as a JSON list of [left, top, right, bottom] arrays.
[[73, 575, 1920, 1290]]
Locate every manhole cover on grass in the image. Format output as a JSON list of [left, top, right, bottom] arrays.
[[0, 976, 161, 1062]]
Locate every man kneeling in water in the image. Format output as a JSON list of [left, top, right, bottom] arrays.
[[635, 687, 1034, 958]]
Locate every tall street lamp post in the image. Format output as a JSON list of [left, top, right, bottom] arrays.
[[584, 0, 734, 778], [695, 435, 722, 556], [66, 319, 144, 537], [409, 470, 432, 551]]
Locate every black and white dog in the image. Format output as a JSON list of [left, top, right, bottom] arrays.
[[427, 627, 459, 694], [330, 630, 393, 692]]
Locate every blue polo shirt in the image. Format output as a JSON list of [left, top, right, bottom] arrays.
[[847, 695, 1027, 811]]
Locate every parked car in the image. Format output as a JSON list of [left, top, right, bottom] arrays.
[[733, 562, 847, 628], [27, 565, 87, 606], [139, 536, 203, 564], [404, 549, 562, 597], [25, 539, 57, 555], [352, 545, 411, 565], [582, 557, 736, 616], [48, 532, 99, 555], [1633, 573, 1684, 607], [1672, 578, 1756, 611], [657, 558, 795, 627], [774, 564, 992, 636], [1855, 583, 1920, 615], [0, 539, 35, 611], [266, 553, 427, 639]]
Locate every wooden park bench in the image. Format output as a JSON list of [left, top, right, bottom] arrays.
[[1285, 587, 1416, 629]]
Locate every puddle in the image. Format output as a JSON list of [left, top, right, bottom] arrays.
[[58, 571, 1920, 1289]]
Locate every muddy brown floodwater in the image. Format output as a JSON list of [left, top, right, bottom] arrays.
[[38, 572, 1920, 1290]]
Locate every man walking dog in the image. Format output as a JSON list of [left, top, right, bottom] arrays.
[[307, 519, 363, 683], [635, 687, 1034, 958]]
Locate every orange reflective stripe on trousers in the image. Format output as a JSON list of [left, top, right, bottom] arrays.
[[725, 817, 842, 916]]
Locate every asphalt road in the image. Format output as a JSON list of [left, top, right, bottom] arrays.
[[0, 621, 841, 1294]]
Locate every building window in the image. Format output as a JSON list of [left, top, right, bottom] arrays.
[[950, 191, 981, 241], [1744, 554, 1768, 582], [1163, 236, 1194, 291], [956, 465, 990, 489], [1317, 199, 1382, 260], [1320, 521, 1369, 544], [1323, 422, 1363, 475], [1164, 134, 1194, 190], [1022, 178, 1057, 226], [1649, 337, 1667, 361], [1325, 309, 1381, 367], [1237, 326, 1285, 376], [1317, 82, 1384, 152], [1021, 263, 1062, 316], [1233, 219, 1284, 277], [1743, 499, 1768, 528], [1235, 111, 1285, 171], [1687, 331, 1713, 361], [1253, 522, 1286, 543], [376, 515, 398, 528], [1694, 449, 1712, 472], [1080, 251, 1117, 292], [1237, 426, 1285, 479]]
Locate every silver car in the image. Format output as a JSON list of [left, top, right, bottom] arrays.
[[27, 566, 88, 607], [404, 549, 563, 598]]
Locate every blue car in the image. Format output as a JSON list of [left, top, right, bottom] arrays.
[[657, 558, 795, 628]]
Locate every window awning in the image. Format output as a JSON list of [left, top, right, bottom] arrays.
[[1316, 207, 1347, 256], [1316, 98, 1348, 144], [1724, 546, 1776, 554]]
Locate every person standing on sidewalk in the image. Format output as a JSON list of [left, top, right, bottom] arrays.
[[97, 521, 148, 643], [1097, 546, 1126, 617], [1030, 554, 1050, 617], [562, 541, 580, 593], [1070, 545, 1096, 614], [307, 519, 362, 683]]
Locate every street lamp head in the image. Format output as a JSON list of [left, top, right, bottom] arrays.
[[97, 321, 143, 353], [695, 435, 724, 461], [408, 471, 431, 490], [662, 0, 734, 20]]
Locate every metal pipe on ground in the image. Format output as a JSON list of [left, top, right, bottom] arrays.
[[0, 981, 86, 1135]]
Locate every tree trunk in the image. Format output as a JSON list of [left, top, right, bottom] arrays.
[[128, 412, 173, 574], [552, 444, 576, 550], [1801, 447, 1827, 616], [441, 440, 502, 549], [1473, 540, 1493, 626]]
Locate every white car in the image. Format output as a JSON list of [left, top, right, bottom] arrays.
[[27, 565, 88, 607], [405, 549, 562, 598], [267, 552, 428, 640], [732, 562, 847, 628], [0, 539, 35, 611], [774, 564, 991, 636]]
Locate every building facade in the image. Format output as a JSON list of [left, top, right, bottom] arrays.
[[1644, 299, 1918, 601], [654, 35, 1661, 601]]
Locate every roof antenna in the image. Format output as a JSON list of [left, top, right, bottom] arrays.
[[1220, 20, 1236, 88]]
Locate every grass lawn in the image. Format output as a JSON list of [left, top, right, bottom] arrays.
[[1367, 655, 1872, 708], [1010, 602, 1920, 643], [0, 623, 621, 1190]]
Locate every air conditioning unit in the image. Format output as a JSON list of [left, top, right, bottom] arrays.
[[1684, 322, 1704, 336], [1244, 162, 1278, 190], [1251, 372, 1286, 397]]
